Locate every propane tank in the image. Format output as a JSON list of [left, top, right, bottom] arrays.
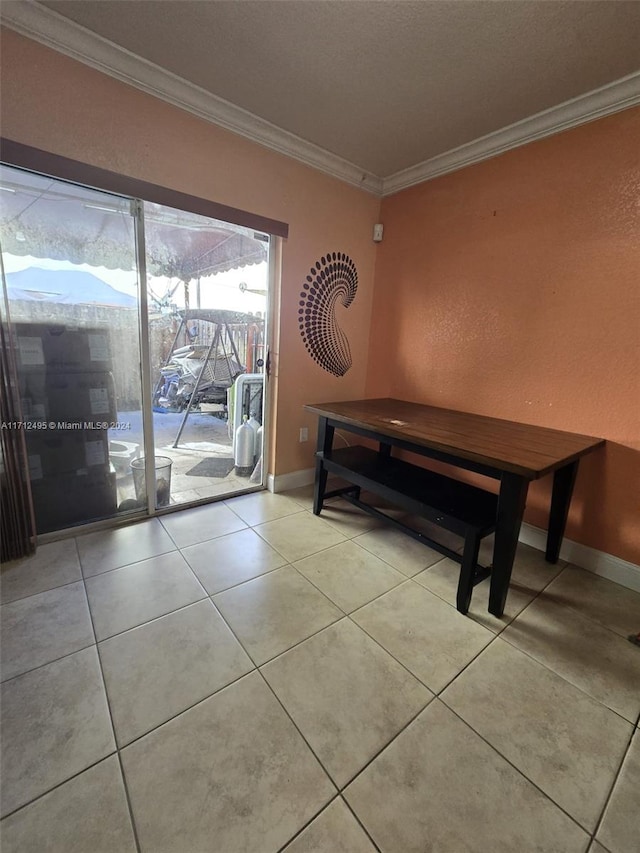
[[248, 412, 261, 433], [234, 417, 255, 475], [247, 413, 260, 461]]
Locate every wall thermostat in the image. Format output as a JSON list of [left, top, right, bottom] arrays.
[[373, 223, 384, 242]]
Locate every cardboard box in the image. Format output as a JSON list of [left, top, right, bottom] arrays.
[[14, 323, 113, 374], [25, 429, 110, 480], [31, 470, 117, 533], [21, 371, 118, 423]]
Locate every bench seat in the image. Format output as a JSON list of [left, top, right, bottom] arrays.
[[315, 445, 498, 613]]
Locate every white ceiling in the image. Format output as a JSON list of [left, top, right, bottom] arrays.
[[3, 1, 640, 193]]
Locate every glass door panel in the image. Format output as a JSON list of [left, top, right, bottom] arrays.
[[0, 164, 272, 532], [0, 165, 145, 532], [142, 201, 270, 507]]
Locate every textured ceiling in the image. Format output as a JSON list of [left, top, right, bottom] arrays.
[[27, 1, 640, 176]]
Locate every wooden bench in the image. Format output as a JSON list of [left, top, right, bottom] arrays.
[[314, 445, 498, 613]]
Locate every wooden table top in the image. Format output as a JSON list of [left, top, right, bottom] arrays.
[[304, 398, 605, 479]]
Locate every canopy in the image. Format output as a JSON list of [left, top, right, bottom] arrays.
[[4, 268, 137, 308], [0, 166, 268, 280]]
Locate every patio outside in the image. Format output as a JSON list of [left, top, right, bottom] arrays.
[[109, 407, 261, 510]]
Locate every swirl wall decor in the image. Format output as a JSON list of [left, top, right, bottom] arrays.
[[298, 252, 358, 377]]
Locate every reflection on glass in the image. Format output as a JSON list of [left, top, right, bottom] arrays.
[[143, 201, 269, 508], [0, 165, 144, 532], [0, 166, 271, 531]]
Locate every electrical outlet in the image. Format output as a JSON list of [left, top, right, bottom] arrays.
[[299, 427, 309, 442]]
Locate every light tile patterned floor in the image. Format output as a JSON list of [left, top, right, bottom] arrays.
[[1, 491, 639, 852]]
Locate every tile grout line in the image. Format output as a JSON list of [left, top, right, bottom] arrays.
[[338, 698, 434, 792], [223, 499, 307, 528], [532, 592, 640, 643], [274, 792, 384, 853], [75, 513, 639, 744], [93, 594, 209, 643], [272, 792, 344, 853], [250, 528, 350, 565], [0, 638, 98, 688], [236, 572, 438, 816], [447, 562, 640, 726], [176, 533, 347, 671], [497, 629, 639, 727], [346, 554, 631, 722], [173, 560, 351, 847], [251, 544, 637, 840], [201, 554, 345, 673], [79, 545, 178, 581], [0, 573, 84, 606], [254, 664, 390, 853], [0, 753, 121, 824], [430, 556, 639, 840], [155, 515, 247, 554], [587, 724, 638, 849], [79, 552, 143, 853], [288, 562, 406, 620], [103, 664, 259, 752], [87, 584, 210, 643], [339, 795, 384, 853], [2, 593, 229, 690], [249, 612, 345, 668], [437, 698, 595, 838], [78, 545, 269, 754], [68, 530, 362, 753], [179, 581, 379, 852], [345, 586, 497, 698], [3, 503, 637, 848], [190, 558, 291, 595]]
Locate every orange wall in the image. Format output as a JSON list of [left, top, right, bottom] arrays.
[[366, 108, 640, 564], [0, 29, 381, 477], [2, 30, 638, 563]]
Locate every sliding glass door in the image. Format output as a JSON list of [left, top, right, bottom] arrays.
[[140, 201, 269, 509], [0, 164, 144, 531], [0, 164, 270, 534]]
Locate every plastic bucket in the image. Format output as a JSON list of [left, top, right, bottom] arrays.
[[131, 456, 172, 508]]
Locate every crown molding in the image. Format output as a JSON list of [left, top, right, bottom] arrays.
[[3, 1, 638, 200], [1, 1, 383, 196], [382, 71, 640, 196]]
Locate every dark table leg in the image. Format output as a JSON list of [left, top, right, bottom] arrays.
[[489, 473, 529, 617], [546, 461, 578, 563], [313, 417, 334, 515]]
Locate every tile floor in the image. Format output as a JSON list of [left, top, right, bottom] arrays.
[[1, 486, 639, 852]]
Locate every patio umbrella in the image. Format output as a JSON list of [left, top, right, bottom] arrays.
[[0, 166, 267, 279]]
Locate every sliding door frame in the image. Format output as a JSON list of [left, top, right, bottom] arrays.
[[0, 139, 289, 238], [1, 139, 287, 534]]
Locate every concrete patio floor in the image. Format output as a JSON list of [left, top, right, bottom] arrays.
[[110, 409, 260, 509]]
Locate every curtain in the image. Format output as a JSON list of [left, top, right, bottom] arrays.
[[0, 249, 36, 562]]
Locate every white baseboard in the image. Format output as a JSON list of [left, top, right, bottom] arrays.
[[268, 467, 315, 493], [518, 522, 640, 593], [270, 468, 640, 593]]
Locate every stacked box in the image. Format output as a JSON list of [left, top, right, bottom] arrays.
[[14, 324, 113, 373], [26, 430, 110, 481], [13, 322, 117, 532], [20, 371, 117, 423], [31, 471, 118, 534]]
